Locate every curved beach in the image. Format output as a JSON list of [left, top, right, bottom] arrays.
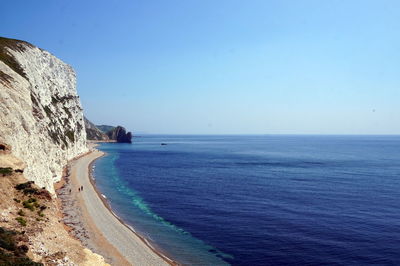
[[68, 148, 174, 265]]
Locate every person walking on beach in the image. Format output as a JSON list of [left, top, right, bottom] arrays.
[[81, 185, 83, 191], [78, 187, 80, 192]]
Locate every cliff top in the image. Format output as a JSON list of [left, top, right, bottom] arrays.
[[0, 37, 34, 80], [96, 125, 115, 133]]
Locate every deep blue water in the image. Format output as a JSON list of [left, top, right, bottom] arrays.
[[94, 135, 400, 265]]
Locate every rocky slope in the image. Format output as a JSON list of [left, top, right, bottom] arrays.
[[0, 37, 87, 194], [0, 147, 107, 265], [84, 116, 109, 141]]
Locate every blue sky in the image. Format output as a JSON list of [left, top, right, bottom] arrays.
[[2, 0, 400, 134]]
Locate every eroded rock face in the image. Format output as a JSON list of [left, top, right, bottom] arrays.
[[84, 116, 109, 141], [107, 126, 132, 143], [0, 37, 88, 194]]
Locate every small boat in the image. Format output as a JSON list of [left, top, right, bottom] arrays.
[[161, 143, 168, 145]]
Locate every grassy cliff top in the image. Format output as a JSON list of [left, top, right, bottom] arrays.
[[0, 37, 34, 80], [96, 125, 115, 133]]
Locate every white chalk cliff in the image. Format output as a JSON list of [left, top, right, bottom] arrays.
[[0, 37, 88, 194]]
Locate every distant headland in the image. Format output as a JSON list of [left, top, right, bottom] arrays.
[[84, 116, 132, 143]]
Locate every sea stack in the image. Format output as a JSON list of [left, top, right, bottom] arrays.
[[106, 126, 132, 143]]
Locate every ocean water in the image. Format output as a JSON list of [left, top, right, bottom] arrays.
[[93, 135, 400, 265]]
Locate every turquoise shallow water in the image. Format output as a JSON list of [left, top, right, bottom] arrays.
[[94, 135, 400, 265], [93, 142, 230, 265]]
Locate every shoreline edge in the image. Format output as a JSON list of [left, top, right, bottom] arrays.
[[87, 147, 178, 265]]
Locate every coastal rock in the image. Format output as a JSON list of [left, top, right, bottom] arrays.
[[84, 118, 132, 143], [84, 116, 109, 141], [106, 126, 132, 143], [0, 37, 88, 194]]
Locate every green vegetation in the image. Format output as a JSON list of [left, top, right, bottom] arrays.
[[22, 201, 34, 211], [15, 182, 47, 216], [0, 227, 42, 265], [15, 181, 38, 195], [0, 227, 17, 250], [23, 187, 38, 195], [37, 206, 46, 217], [22, 198, 39, 212], [15, 217, 26, 227], [0, 250, 42, 265], [15, 182, 34, 191], [97, 125, 115, 133], [0, 167, 13, 176]]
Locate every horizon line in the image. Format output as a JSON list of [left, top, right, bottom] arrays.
[[133, 133, 400, 136]]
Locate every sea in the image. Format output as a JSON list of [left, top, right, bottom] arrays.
[[93, 135, 400, 265]]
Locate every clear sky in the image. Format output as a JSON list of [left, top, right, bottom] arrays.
[[1, 0, 400, 134]]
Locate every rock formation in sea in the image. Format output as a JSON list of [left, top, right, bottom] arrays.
[[106, 126, 132, 143], [0, 37, 87, 194]]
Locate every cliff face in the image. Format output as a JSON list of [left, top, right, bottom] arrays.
[[84, 116, 109, 141], [0, 37, 88, 194]]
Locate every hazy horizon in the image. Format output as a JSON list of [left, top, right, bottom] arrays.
[[131, 133, 400, 136], [2, 0, 400, 134]]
